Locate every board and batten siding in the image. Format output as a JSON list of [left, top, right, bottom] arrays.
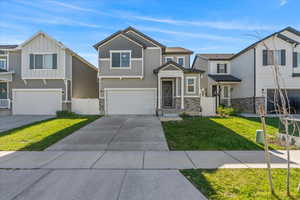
[[21, 34, 66, 79], [255, 34, 300, 97]]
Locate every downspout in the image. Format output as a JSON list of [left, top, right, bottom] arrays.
[[253, 48, 256, 113]]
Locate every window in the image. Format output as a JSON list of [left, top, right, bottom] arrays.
[[293, 52, 300, 68], [111, 51, 130, 68], [217, 64, 227, 73], [263, 50, 286, 66], [177, 57, 184, 66], [0, 82, 7, 99], [165, 57, 173, 63], [30, 54, 57, 69], [0, 58, 7, 70], [186, 77, 196, 94]]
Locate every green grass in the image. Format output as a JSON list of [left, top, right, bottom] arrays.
[[162, 116, 283, 150], [181, 169, 300, 200], [0, 115, 100, 151]]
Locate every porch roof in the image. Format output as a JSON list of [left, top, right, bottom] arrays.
[[153, 61, 205, 74], [208, 74, 241, 82]]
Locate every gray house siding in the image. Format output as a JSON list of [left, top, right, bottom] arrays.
[[7, 51, 66, 100], [99, 60, 143, 76], [98, 35, 143, 59], [162, 54, 190, 69], [124, 31, 155, 47], [101, 48, 160, 89], [194, 56, 210, 96], [72, 56, 98, 98]]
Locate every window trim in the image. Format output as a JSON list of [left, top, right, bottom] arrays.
[[177, 57, 185, 67], [217, 63, 228, 74], [110, 50, 132, 69], [186, 77, 196, 94], [30, 53, 57, 70], [0, 58, 7, 70], [164, 56, 173, 63], [263, 49, 286, 66]]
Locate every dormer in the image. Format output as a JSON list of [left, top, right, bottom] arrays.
[[162, 47, 193, 68]]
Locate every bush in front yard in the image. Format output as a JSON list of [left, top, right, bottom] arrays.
[[217, 106, 235, 117], [56, 110, 78, 117]]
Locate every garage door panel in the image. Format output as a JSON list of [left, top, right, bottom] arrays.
[[106, 89, 156, 115], [13, 89, 62, 115]]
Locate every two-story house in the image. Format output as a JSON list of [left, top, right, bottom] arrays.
[[193, 26, 300, 114], [0, 31, 98, 115], [94, 27, 203, 115]]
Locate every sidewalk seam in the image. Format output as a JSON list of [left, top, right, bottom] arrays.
[[117, 170, 128, 200], [184, 151, 197, 169], [89, 151, 107, 168], [222, 151, 250, 168]]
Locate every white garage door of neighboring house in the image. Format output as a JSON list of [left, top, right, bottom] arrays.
[[106, 89, 156, 115], [12, 89, 62, 115]]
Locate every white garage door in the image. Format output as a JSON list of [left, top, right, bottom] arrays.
[[106, 89, 156, 115], [12, 89, 62, 115]]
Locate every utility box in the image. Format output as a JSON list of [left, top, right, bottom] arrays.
[[256, 130, 264, 144]]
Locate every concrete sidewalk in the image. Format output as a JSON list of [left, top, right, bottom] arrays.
[[0, 169, 207, 200], [0, 150, 299, 169]]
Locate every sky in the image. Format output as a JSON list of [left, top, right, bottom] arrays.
[[0, 0, 299, 66]]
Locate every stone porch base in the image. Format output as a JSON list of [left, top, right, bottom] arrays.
[[231, 97, 265, 113]]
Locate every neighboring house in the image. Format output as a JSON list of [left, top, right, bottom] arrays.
[[0, 31, 98, 115], [193, 26, 300, 114], [94, 26, 204, 115]]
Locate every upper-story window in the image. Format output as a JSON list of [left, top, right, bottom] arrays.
[[177, 57, 184, 66], [111, 51, 131, 68], [217, 64, 227, 73], [263, 50, 286, 66], [293, 52, 300, 68], [0, 58, 7, 70], [186, 77, 196, 94], [165, 57, 173, 63], [29, 54, 57, 69]]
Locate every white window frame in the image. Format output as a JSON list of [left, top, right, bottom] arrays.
[[31, 53, 56, 70], [177, 57, 185, 67], [186, 77, 196, 94], [164, 56, 173, 63], [110, 50, 131, 69], [0, 58, 7, 70], [217, 63, 228, 74]]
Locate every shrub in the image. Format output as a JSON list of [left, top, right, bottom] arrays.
[[217, 106, 235, 117], [56, 110, 78, 117], [180, 112, 191, 118]]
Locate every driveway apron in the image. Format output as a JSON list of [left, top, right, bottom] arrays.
[[46, 116, 169, 151]]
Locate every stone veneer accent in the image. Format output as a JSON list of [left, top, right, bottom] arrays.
[[99, 98, 105, 114], [184, 97, 201, 115], [231, 97, 265, 113]]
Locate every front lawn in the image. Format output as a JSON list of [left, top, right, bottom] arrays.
[[0, 115, 99, 151], [182, 169, 300, 200], [162, 116, 282, 150]]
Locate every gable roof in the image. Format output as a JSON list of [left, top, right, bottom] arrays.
[[231, 26, 300, 59], [197, 53, 234, 60], [0, 45, 18, 50], [93, 26, 166, 50], [153, 61, 204, 74], [18, 31, 97, 71], [164, 47, 193, 55]]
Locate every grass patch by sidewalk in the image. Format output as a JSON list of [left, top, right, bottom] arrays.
[[162, 116, 282, 150], [181, 169, 300, 200], [0, 115, 100, 151]]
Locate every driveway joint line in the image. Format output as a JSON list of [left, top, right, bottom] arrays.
[[142, 151, 145, 169], [184, 151, 197, 169], [89, 151, 107, 169], [11, 169, 53, 200], [39, 151, 66, 168], [105, 118, 129, 150], [222, 150, 250, 168], [117, 170, 128, 200]]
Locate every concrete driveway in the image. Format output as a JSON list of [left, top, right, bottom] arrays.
[[0, 115, 54, 132], [47, 116, 169, 151]]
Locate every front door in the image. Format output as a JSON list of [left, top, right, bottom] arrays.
[[0, 82, 7, 99], [162, 81, 173, 108]]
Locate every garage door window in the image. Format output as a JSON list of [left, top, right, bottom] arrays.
[[111, 51, 131, 68]]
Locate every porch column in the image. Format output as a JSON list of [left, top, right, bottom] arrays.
[[158, 75, 161, 109], [181, 75, 184, 109]]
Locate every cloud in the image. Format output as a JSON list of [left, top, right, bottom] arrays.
[[11, 15, 103, 28], [279, 0, 288, 6], [136, 26, 242, 42], [132, 16, 278, 31]]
